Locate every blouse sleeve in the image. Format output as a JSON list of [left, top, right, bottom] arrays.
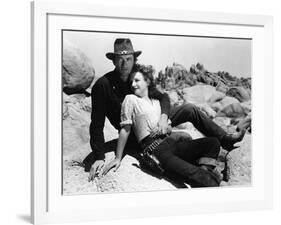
[[120, 95, 135, 127]]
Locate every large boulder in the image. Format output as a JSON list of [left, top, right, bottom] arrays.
[[63, 40, 95, 95], [226, 87, 251, 102], [216, 102, 249, 118], [208, 91, 226, 104], [240, 101, 251, 112], [174, 122, 204, 139], [211, 96, 239, 112], [182, 84, 217, 104], [62, 94, 118, 159], [62, 94, 92, 161], [227, 134, 251, 185], [197, 103, 217, 118]]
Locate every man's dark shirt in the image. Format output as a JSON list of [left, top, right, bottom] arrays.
[[89, 69, 171, 161]]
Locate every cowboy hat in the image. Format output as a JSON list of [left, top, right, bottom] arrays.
[[106, 38, 142, 60]]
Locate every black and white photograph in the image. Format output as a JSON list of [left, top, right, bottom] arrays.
[[1, 0, 278, 224], [62, 30, 252, 195]]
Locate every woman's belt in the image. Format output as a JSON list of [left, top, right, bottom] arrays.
[[139, 135, 166, 175], [140, 135, 166, 153]]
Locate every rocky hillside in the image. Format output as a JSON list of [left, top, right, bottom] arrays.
[[156, 62, 251, 94]]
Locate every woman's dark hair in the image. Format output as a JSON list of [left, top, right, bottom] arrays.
[[132, 64, 156, 92], [131, 64, 169, 101]]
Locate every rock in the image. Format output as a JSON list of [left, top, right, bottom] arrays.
[[202, 104, 217, 118], [197, 103, 217, 118], [208, 91, 226, 104], [240, 77, 252, 90], [62, 95, 91, 159], [80, 96, 92, 112], [88, 152, 185, 193], [63, 104, 69, 120], [182, 84, 217, 104], [240, 101, 251, 113], [219, 96, 240, 108], [216, 102, 249, 118], [211, 96, 239, 112], [232, 114, 251, 132], [62, 89, 120, 160], [215, 82, 228, 93], [63, 92, 72, 103], [190, 64, 200, 74], [213, 117, 231, 131], [63, 40, 95, 95], [62, 93, 118, 156], [226, 87, 251, 102], [196, 62, 205, 71], [227, 134, 251, 185], [210, 102, 223, 112], [174, 122, 204, 139]]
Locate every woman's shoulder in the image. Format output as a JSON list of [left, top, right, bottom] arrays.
[[124, 94, 139, 102], [123, 95, 142, 110]]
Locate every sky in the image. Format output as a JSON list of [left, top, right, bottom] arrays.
[[63, 30, 251, 78]]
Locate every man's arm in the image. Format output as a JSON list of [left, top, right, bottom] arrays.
[[87, 78, 110, 181], [89, 78, 108, 161], [149, 87, 170, 116]]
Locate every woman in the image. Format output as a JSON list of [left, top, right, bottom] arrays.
[[102, 64, 224, 187]]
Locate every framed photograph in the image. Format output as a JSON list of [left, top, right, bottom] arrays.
[[31, 1, 273, 224]]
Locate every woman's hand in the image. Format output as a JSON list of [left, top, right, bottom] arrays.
[[102, 158, 121, 176], [100, 125, 130, 176]]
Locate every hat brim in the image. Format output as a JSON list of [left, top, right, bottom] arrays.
[[106, 51, 142, 60]]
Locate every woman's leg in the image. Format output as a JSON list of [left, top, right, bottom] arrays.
[[170, 104, 226, 140], [171, 137, 220, 167], [154, 137, 220, 187], [170, 104, 246, 151]]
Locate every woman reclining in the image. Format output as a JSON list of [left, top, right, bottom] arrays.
[[102, 64, 237, 187]]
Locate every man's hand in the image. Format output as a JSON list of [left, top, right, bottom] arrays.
[[88, 160, 105, 182], [150, 114, 170, 138], [158, 114, 170, 135], [102, 158, 121, 176]]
